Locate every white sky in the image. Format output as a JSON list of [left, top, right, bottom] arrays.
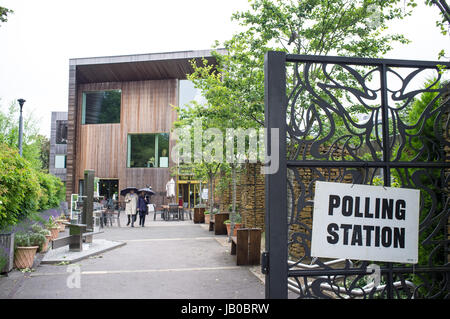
[[0, 0, 448, 137]]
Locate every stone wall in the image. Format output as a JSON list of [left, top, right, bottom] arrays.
[[239, 162, 265, 230]]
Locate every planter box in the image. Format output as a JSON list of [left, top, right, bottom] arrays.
[[193, 207, 205, 223], [226, 223, 242, 237], [0, 233, 14, 273]]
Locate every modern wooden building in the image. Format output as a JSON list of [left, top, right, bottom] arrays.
[[49, 111, 68, 183], [66, 49, 225, 205]]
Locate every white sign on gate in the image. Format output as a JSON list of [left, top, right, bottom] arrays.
[[310, 181, 420, 264]]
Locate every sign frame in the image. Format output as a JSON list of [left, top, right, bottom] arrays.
[[310, 181, 420, 264]]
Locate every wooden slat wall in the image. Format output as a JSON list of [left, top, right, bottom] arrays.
[[72, 79, 178, 205], [66, 65, 77, 202]]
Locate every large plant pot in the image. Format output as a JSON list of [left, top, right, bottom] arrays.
[[40, 235, 52, 253], [49, 227, 59, 240], [226, 223, 242, 237], [204, 214, 210, 224], [14, 246, 39, 269]]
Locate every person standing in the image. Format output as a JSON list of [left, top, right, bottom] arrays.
[[125, 189, 138, 227], [137, 191, 148, 227]]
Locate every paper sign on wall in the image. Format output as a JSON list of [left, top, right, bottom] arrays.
[[310, 181, 420, 264]]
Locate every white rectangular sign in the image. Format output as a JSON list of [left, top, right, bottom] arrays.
[[311, 181, 420, 264]]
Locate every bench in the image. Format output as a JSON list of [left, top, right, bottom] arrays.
[[51, 223, 103, 252], [231, 228, 262, 265], [209, 212, 229, 235]]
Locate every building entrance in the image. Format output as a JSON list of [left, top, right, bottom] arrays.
[[99, 179, 119, 200]]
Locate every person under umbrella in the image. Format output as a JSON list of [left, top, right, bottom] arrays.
[[124, 188, 138, 227], [137, 191, 149, 227]]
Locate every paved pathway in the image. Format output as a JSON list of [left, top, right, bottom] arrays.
[[0, 213, 265, 299]]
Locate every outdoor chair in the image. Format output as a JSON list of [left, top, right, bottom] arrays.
[[182, 202, 192, 220], [104, 207, 119, 227], [154, 206, 165, 220], [108, 201, 124, 227], [168, 204, 180, 220]]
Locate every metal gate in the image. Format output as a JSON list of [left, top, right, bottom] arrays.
[[263, 51, 450, 299]]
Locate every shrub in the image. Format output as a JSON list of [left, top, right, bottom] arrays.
[[14, 231, 45, 248], [31, 223, 50, 236], [0, 143, 41, 230], [0, 143, 65, 231], [36, 171, 64, 211]]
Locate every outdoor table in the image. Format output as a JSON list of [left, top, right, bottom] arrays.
[[161, 205, 183, 220]]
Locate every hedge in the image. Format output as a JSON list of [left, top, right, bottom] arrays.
[[0, 143, 64, 230]]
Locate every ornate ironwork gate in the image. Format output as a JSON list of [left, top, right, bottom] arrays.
[[263, 51, 450, 299]]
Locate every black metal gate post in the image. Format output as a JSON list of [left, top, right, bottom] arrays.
[[264, 51, 288, 298]]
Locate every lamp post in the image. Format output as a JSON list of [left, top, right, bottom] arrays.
[[17, 98, 26, 156]]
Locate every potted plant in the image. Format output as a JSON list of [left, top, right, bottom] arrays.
[[224, 213, 242, 237], [204, 211, 211, 224], [45, 217, 60, 240], [14, 232, 45, 269], [31, 224, 52, 253], [56, 213, 68, 231]]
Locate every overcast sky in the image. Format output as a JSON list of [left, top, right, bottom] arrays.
[[0, 0, 448, 137]]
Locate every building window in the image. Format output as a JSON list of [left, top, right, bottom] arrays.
[[82, 90, 121, 124], [55, 155, 66, 169], [56, 120, 68, 144], [178, 80, 206, 110], [127, 133, 169, 168]]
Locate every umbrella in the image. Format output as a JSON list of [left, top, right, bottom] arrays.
[[138, 186, 155, 195], [120, 187, 138, 196]]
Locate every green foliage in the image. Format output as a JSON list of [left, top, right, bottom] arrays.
[[0, 101, 46, 171], [0, 6, 13, 25], [36, 170, 64, 210], [31, 223, 51, 237], [0, 143, 65, 231], [14, 231, 45, 248], [0, 143, 41, 230], [43, 216, 59, 229]]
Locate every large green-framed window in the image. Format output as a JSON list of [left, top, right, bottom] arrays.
[[127, 133, 169, 168], [82, 90, 121, 124]]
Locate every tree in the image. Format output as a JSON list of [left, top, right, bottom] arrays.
[[426, 0, 450, 59], [0, 101, 45, 171], [36, 134, 50, 172], [175, 0, 415, 234], [0, 6, 13, 26]]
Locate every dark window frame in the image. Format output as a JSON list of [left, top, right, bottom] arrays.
[[127, 133, 170, 168], [81, 89, 122, 125]]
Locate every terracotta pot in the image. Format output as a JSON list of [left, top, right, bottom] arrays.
[[226, 223, 242, 237], [14, 246, 39, 269], [40, 235, 52, 253], [204, 214, 210, 224], [49, 227, 59, 240]]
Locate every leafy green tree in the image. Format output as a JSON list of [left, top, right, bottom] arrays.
[[0, 101, 44, 171], [0, 143, 41, 230], [176, 0, 415, 229], [0, 6, 13, 26]]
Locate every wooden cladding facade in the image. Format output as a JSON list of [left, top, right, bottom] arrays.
[[66, 79, 178, 204]]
